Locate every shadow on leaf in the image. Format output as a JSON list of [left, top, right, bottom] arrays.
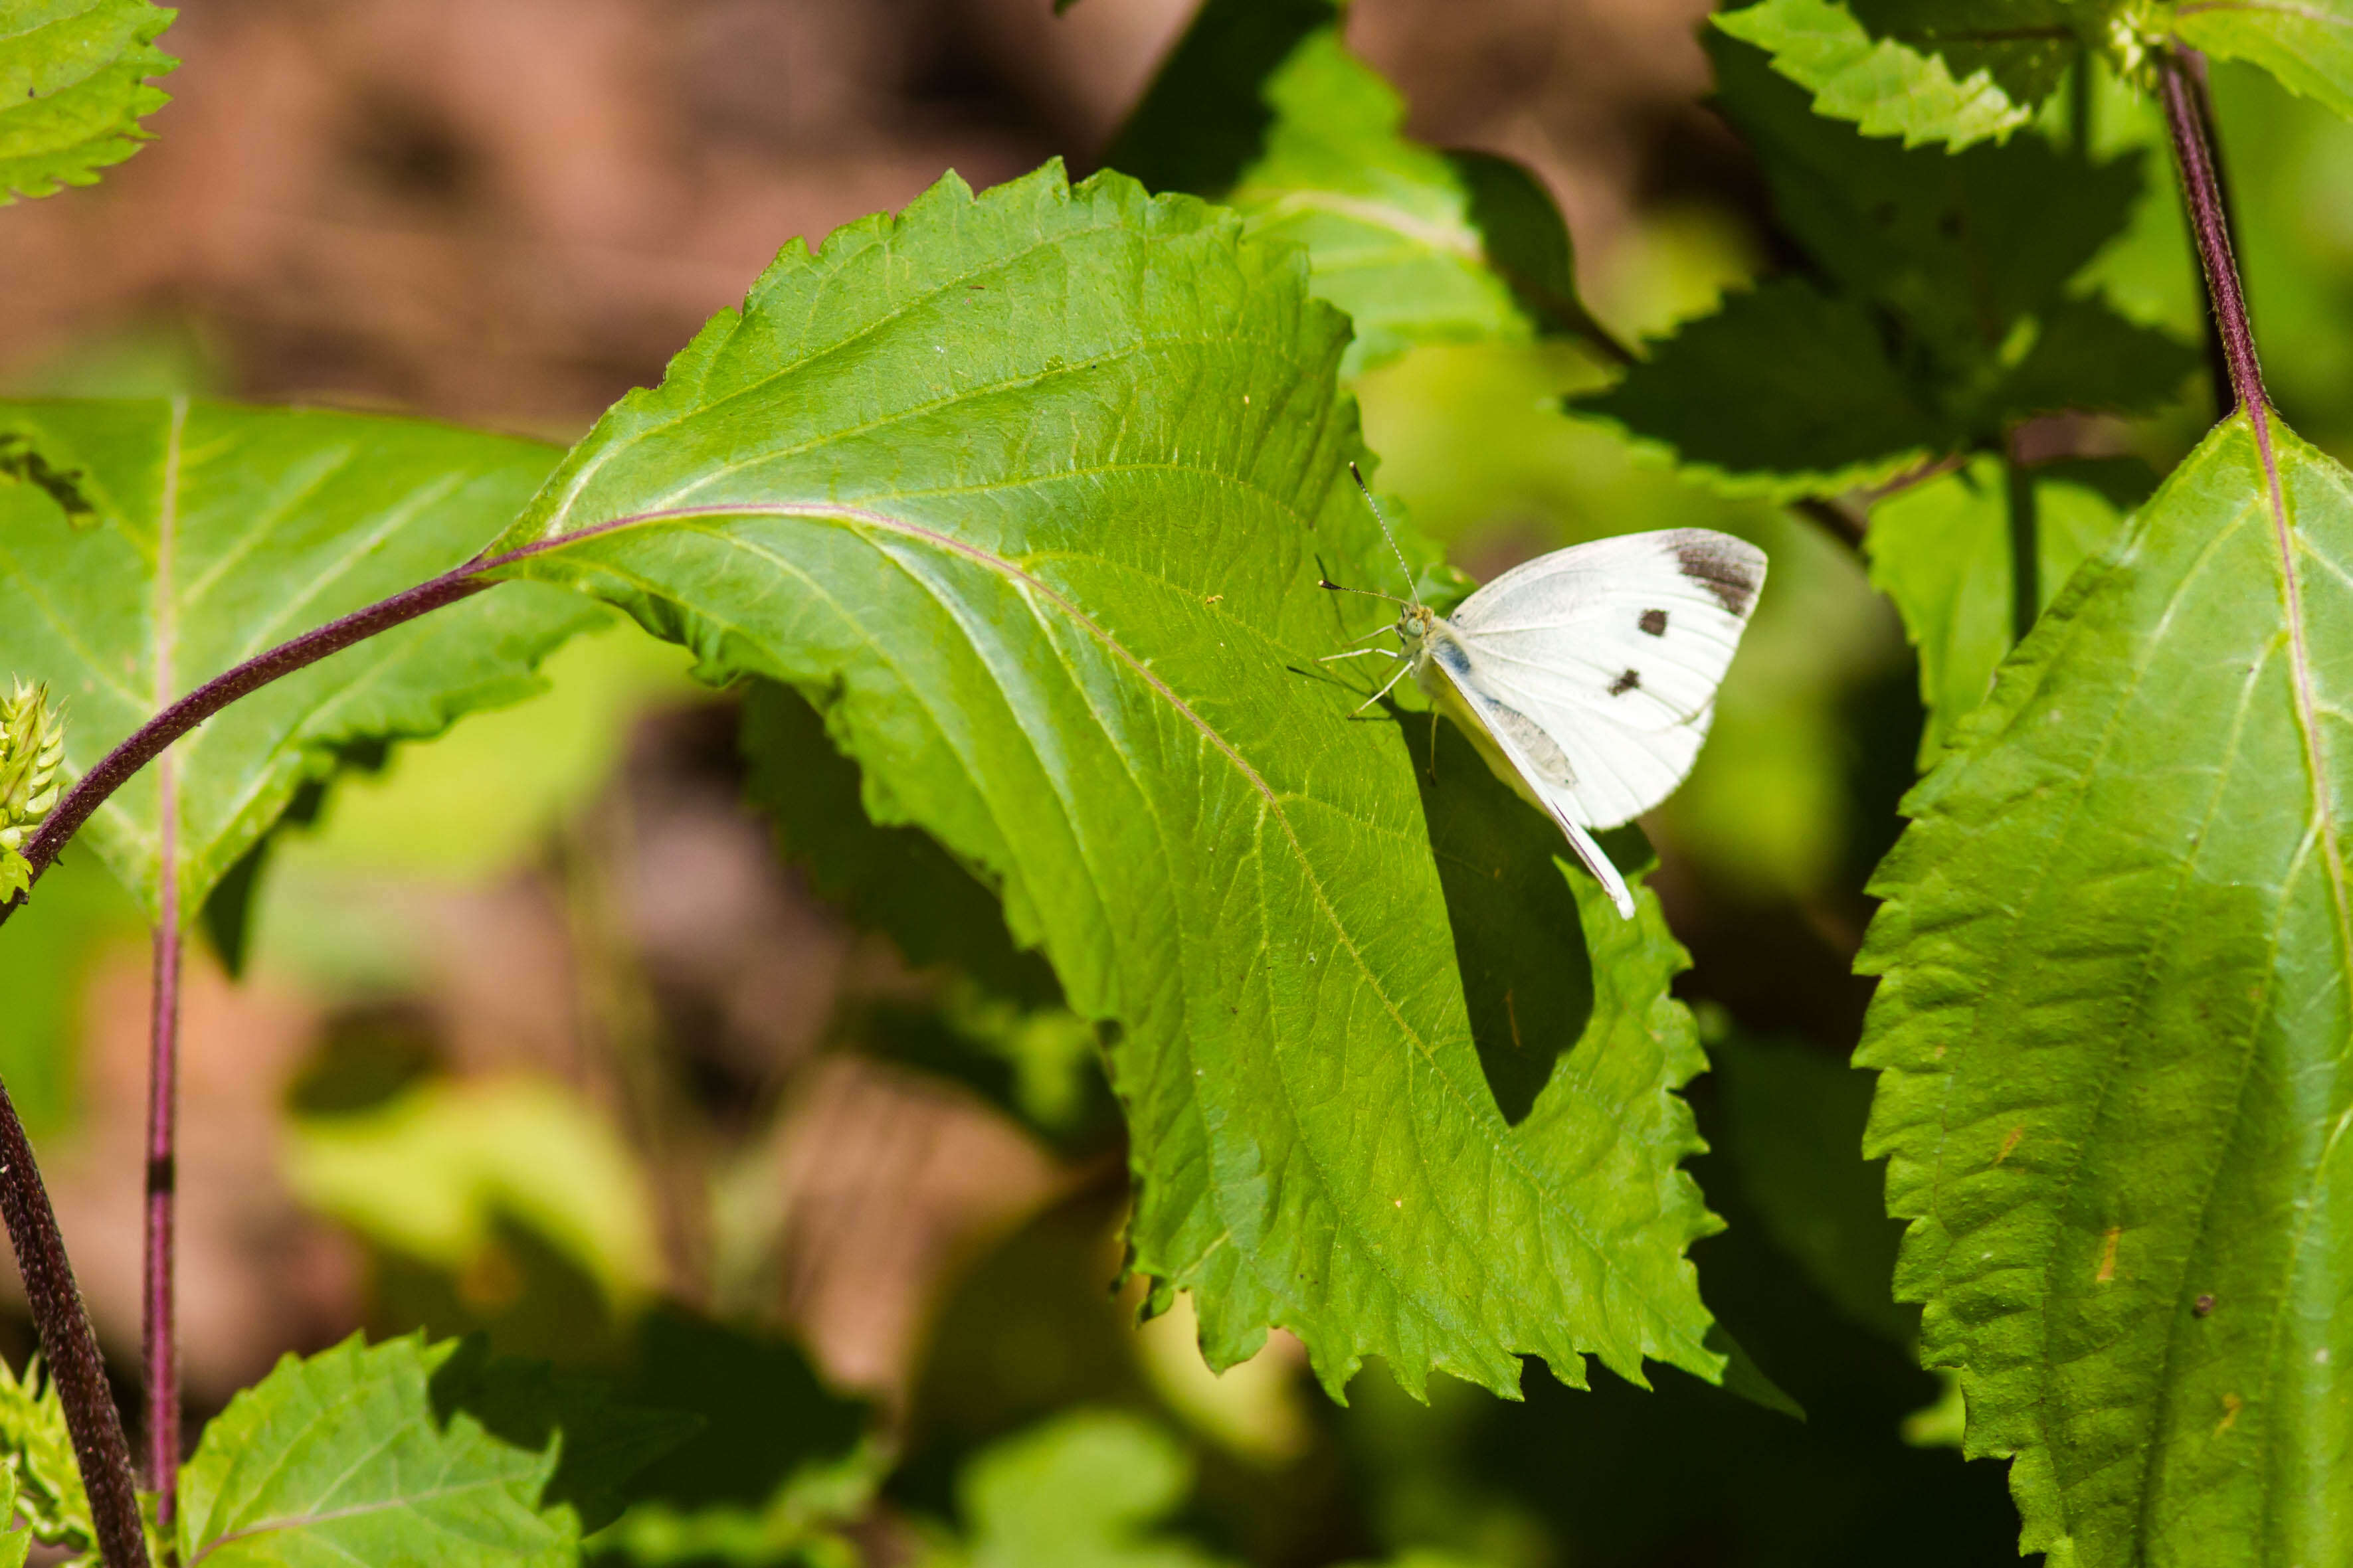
[[1410, 713, 1596, 1125]]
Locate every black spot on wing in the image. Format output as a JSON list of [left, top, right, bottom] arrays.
[[1638, 608, 1668, 637], [1675, 538, 1760, 616], [1608, 668, 1641, 697]]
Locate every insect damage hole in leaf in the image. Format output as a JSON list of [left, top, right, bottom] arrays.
[[486, 158, 1727, 1403]]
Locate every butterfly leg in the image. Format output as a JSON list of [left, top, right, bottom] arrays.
[[1317, 646, 1395, 663], [1428, 711, 1440, 778], [1351, 658, 1414, 715]]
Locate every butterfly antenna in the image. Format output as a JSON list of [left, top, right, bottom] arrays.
[[1349, 462, 1419, 602]]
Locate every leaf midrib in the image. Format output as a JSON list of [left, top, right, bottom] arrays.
[[539, 214, 1172, 533], [527, 498, 1714, 1359]]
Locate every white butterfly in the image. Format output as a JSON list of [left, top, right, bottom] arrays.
[[1325, 466, 1766, 919]]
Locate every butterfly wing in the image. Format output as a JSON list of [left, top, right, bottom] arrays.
[[1416, 626, 1640, 918], [1442, 528, 1766, 831]]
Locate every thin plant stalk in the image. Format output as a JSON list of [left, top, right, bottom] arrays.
[[143, 776, 181, 1525], [2159, 49, 2266, 423], [0, 1081, 148, 1567]]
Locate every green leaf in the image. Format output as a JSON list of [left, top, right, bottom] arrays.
[[177, 1334, 666, 1566], [1099, 0, 1337, 198], [1111, 9, 1608, 379], [1715, 33, 2141, 345], [1576, 278, 1944, 499], [2172, 0, 2353, 123], [1850, 0, 2083, 108], [1858, 409, 2353, 1563], [743, 679, 1059, 1007], [1714, 0, 2063, 148], [946, 1411, 1230, 1568], [0, 0, 176, 203], [0, 399, 607, 924], [1580, 34, 2188, 494], [486, 161, 1724, 1400], [1867, 456, 2140, 763], [1226, 31, 1531, 377], [1988, 295, 2200, 420], [598, 1310, 882, 1567], [0, 1471, 32, 1568], [284, 1073, 662, 1310], [0, 1353, 92, 1553], [419, 1339, 698, 1537]]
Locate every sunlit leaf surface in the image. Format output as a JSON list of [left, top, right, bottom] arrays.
[[1859, 410, 2353, 1563], [0, 0, 175, 203], [487, 161, 1723, 1400], [178, 1337, 575, 1567], [0, 400, 605, 922]]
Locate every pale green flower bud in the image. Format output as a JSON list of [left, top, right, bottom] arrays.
[[0, 679, 66, 901]]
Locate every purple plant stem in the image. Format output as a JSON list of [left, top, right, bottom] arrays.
[[143, 831, 181, 1527], [0, 1079, 147, 1567], [0, 557, 498, 1562], [2159, 48, 2267, 422], [0, 562, 490, 930]]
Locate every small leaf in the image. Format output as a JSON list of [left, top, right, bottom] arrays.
[[1716, 33, 2141, 344], [949, 1411, 1231, 1568], [1111, 7, 1608, 378], [486, 162, 1725, 1401], [1715, 0, 2059, 149], [0, 1353, 92, 1553], [421, 1339, 698, 1537], [1579, 34, 2188, 493], [177, 1335, 646, 1566], [0, 679, 62, 903], [1578, 278, 1944, 499], [1865, 456, 2138, 763], [284, 1073, 662, 1309], [1859, 409, 2353, 1562], [0, 400, 607, 924], [1443, 149, 1598, 343], [1988, 295, 2200, 420], [596, 1310, 883, 1565], [1227, 30, 1531, 377], [0, 0, 177, 203], [2172, 0, 2353, 124], [1100, 0, 1337, 198], [0, 1471, 31, 1568], [1849, 0, 2085, 111]]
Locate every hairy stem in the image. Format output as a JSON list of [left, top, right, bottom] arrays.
[[0, 563, 490, 930], [2159, 48, 2264, 420], [2004, 447, 2039, 645], [0, 1083, 148, 1567], [143, 880, 181, 1525]]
